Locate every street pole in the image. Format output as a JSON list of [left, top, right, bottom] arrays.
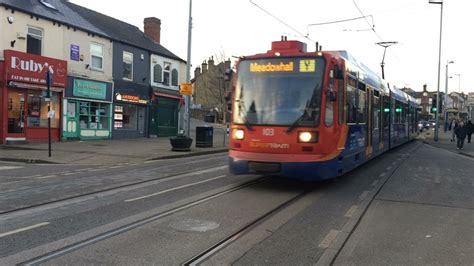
[[375, 41, 397, 80], [184, 0, 192, 137], [429, 0, 443, 142], [46, 70, 52, 157], [444, 60, 453, 132]]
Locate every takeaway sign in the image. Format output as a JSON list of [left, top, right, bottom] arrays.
[[4, 49, 67, 87]]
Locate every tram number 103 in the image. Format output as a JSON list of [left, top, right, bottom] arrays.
[[262, 128, 275, 136]]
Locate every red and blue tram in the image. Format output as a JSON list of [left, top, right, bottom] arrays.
[[228, 38, 420, 181]]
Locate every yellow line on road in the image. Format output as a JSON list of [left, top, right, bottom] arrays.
[[0, 222, 50, 238]]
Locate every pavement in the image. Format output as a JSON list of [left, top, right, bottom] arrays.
[[0, 118, 229, 165]]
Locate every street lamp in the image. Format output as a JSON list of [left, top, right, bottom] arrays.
[[184, 0, 192, 137], [375, 41, 397, 79], [444, 60, 454, 132], [429, 0, 444, 142]]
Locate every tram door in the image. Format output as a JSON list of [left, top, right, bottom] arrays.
[[366, 87, 373, 156]]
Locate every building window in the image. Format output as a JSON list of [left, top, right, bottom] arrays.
[[123, 51, 133, 80], [153, 64, 162, 83], [114, 104, 137, 130], [90, 43, 104, 70], [171, 69, 178, 86], [163, 62, 171, 86], [27, 26, 43, 55]]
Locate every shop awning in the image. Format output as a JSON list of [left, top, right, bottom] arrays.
[[8, 81, 64, 92]]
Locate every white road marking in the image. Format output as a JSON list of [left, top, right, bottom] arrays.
[[359, 191, 370, 201], [371, 180, 379, 187], [0, 166, 22, 170], [37, 175, 58, 179], [0, 222, 50, 238], [125, 175, 227, 202], [108, 165, 124, 169], [434, 176, 441, 184], [344, 205, 358, 218], [386, 166, 392, 170], [379, 173, 386, 177], [318, 229, 341, 248]]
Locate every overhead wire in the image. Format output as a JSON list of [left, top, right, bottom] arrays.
[[352, 0, 384, 42], [249, 0, 315, 43]]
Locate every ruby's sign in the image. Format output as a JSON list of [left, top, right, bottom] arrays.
[[4, 50, 67, 87]]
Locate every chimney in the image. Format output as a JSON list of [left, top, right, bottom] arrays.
[[144, 17, 161, 44], [423, 84, 427, 92]]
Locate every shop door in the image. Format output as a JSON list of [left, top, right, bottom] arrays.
[[7, 90, 26, 139], [154, 97, 179, 137], [64, 100, 80, 138], [138, 106, 146, 136]]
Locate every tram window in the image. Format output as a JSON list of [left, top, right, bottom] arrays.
[[383, 97, 390, 129], [357, 90, 367, 124], [325, 98, 334, 127], [346, 84, 357, 123]]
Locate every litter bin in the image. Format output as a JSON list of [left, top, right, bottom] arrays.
[[196, 126, 213, 147], [204, 114, 215, 123]]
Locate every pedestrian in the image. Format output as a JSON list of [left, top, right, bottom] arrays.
[[450, 119, 458, 142], [466, 120, 474, 143], [454, 120, 468, 150]]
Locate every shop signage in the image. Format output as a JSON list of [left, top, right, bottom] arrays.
[[115, 93, 148, 104], [73, 79, 107, 100], [4, 49, 67, 87]]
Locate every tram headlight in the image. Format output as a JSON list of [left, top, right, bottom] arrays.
[[233, 129, 245, 140], [298, 131, 318, 143]]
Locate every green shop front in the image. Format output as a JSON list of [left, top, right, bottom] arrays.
[[63, 77, 113, 140]]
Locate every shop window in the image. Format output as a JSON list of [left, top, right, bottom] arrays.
[[26, 90, 60, 128], [114, 104, 137, 130], [171, 69, 178, 86], [153, 64, 162, 83], [79, 101, 109, 130], [123, 51, 133, 80], [90, 43, 104, 70], [27, 26, 43, 55]]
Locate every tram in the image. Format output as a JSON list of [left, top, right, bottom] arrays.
[[228, 37, 420, 181]]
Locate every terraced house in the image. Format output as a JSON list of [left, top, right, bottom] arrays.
[[0, 0, 185, 144]]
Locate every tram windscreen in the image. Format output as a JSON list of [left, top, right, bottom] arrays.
[[233, 57, 324, 126]]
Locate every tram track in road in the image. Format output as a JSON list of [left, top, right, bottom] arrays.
[[0, 163, 228, 217], [15, 176, 267, 266], [182, 188, 312, 266]]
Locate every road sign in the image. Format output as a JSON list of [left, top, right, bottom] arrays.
[[179, 83, 193, 95]]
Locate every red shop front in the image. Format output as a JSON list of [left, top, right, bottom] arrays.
[[0, 50, 67, 144]]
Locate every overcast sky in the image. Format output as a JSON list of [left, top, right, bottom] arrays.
[[70, 0, 472, 93]]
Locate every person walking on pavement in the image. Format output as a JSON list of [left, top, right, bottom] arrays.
[[450, 119, 458, 142], [454, 120, 467, 149], [466, 120, 474, 143]]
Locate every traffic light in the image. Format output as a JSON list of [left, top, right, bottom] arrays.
[[431, 95, 437, 113]]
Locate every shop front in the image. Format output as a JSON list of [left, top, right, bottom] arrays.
[[63, 77, 113, 140], [1, 50, 67, 144], [150, 91, 182, 137], [113, 84, 149, 139]]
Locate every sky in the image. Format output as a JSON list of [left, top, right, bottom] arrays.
[[70, 0, 473, 93]]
